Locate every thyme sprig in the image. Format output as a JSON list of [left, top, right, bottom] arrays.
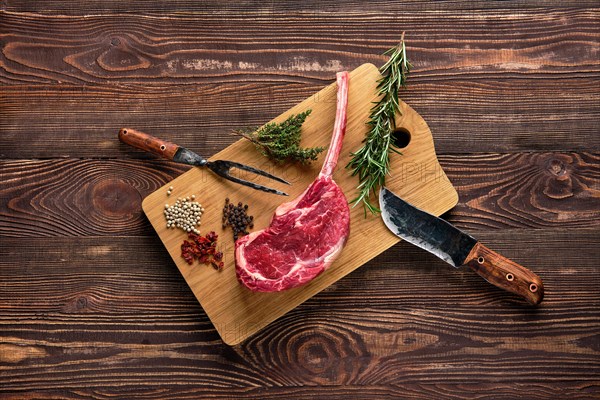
[[234, 109, 325, 165], [346, 34, 411, 215]]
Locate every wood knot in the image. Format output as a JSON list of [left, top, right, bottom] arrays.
[[91, 178, 141, 219], [240, 322, 368, 385], [62, 293, 96, 313], [97, 37, 151, 72], [76, 296, 88, 310], [296, 334, 337, 375], [547, 158, 567, 178], [543, 157, 574, 199], [291, 326, 368, 383]]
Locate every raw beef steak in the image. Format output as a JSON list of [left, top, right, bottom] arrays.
[[235, 72, 350, 292]]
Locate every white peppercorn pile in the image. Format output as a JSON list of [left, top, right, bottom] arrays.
[[164, 195, 204, 234]]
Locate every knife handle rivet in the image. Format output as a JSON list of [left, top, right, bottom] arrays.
[[506, 273, 514, 281], [529, 283, 538, 293], [477, 256, 485, 264]]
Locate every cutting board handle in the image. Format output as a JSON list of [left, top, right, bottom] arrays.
[[118, 128, 179, 160]]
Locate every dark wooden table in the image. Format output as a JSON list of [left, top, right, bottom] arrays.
[[1, 2, 599, 399]]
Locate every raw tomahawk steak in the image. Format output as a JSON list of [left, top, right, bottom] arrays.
[[235, 71, 350, 292]]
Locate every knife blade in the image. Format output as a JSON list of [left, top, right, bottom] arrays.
[[379, 187, 544, 305]]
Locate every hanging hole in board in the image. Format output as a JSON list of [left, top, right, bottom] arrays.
[[477, 256, 485, 264], [160, 144, 166, 151], [122, 129, 127, 135], [506, 273, 514, 281], [392, 128, 411, 149]]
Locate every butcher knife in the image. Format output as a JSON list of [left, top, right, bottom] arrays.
[[379, 187, 544, 305]]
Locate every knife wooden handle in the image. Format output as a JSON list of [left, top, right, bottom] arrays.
[[464, 243, 544, 305], [118, 128, 179, 160]]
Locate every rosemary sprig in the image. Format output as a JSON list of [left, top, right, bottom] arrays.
[[234, 109, 326, 164], [346, 34, 411, 215]]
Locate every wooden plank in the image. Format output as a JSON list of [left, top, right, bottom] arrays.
[[0, 230, 598, 396], [0, 153, 597, 238], [0, 230, 597, 310], [439, 152, 600, 230], [1, 10, 598, 85], [5, 1, 600, 14], [140, 64, 457, 344], [0, 386, 597, 400], [0, 158, 186, 237], [1, 76, 599, 158]]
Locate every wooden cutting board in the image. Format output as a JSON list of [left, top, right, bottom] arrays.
[[142, 63, 458, 345]]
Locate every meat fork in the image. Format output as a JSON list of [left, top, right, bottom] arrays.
[[118, 128, 290, 195]]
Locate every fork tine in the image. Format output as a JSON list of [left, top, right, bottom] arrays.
[[219, 174, 288, 196], [221, 161, 291, 185]]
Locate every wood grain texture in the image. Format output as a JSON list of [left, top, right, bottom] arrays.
[[1, 230, 596, 312], [1, 7, 597, 159], [1, 9, 598, 86], [1, 153, 597, 238], [5, 1, 600, 14], [2, 76, 599, 157], [440, 152, 600, 230], [1, 1, 599, 398], [0, 230, 598, 397], [0, 159, 186, 237]]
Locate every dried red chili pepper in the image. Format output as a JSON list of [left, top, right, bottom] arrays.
[[181, 231, 224, 271]]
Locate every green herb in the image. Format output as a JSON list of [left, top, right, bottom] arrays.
[[346, 34, 411, 215], [235, 109, 325, 164]]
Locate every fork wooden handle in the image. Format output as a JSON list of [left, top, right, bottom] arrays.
[[118, 128, 180, 160]]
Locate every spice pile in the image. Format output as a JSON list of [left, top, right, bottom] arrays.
[[234, 109, 324, 164], [222, 198, 254, 241], [181, 231, 224, 271], [164, 195, 204, 234]]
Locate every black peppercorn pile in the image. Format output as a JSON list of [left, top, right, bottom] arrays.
[[222, 198, 254, 241]]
